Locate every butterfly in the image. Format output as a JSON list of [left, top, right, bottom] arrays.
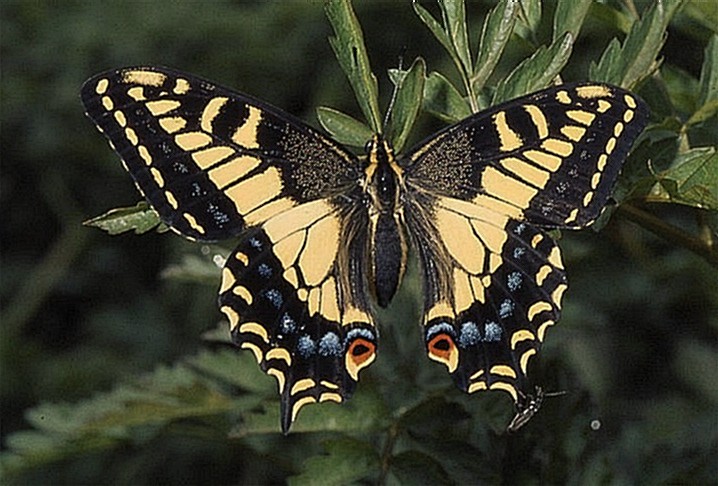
[[81, 67, 648, 433]]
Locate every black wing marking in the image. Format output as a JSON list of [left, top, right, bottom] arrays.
[[81, 67, 360, 241], [403, 83, 649, 229]]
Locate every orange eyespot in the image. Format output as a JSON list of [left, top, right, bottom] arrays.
[[348, 338, 375, 366], [345, 337, 377, 381], [427, 333, 459, 373]]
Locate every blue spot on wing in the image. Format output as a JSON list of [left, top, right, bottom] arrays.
[[297, 335, 315, 358], [507, 271, 523, 291], [263, 289, 283, 308], [257, 263, 272, 278], [483, 321, 502, 342], [318, 332, 342, 356], [458, 321, 481, 348], [499, 299, 515, 318]]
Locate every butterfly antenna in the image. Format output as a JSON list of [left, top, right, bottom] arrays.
[[382, 47, 407, 134]]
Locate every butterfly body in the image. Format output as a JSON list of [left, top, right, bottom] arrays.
[[82, 67, 648, 433], [364, 136, 408, 307]]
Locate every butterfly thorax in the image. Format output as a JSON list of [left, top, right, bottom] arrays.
[[364, 136, 408, 308]]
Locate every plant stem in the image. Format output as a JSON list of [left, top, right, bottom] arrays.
[[618, 203, 718, 267]]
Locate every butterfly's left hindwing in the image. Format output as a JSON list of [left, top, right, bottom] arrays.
[[81, 67, 359, 242], [218, 217, 378, 434]]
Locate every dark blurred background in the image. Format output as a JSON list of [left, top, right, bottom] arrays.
[[1, 1, 716, 484]]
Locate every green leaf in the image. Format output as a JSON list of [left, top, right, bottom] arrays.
[[387, 57, 426, 153], [289, 438, 379, 486], [316, 106, 374, 148], [83, 201, 164, 235], [413, 1, 456, 66], [439, 0, 472, 76], [589, 37, 623, 85], [472, 0, 519, 92], [423, 71, 472, 123], [516, 0, 541, 40], [492, 32, 574, 104], [698, 35, 718, 106], [186, 348, 274, 395], [230, 387, 388, 437], [649, 147, 718, 210], [590, 0, 684, 88], [552, 0, 591, 42], [0, 351, 263, 476], [325, 0, 382, 132]]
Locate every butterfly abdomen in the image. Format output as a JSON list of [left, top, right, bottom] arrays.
[[365, 136, 408, 307]]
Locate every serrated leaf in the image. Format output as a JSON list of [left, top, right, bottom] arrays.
[[186, 348, 274, 395], [0, 352, 263, 476], [325, 0, 382, 132], [316, 106, 373, 148], [699, 35, 718, 104], [423, 71, 472, 123], [83, 201, 164, 235], [230, 387, 388, 437], [289, 438, 379, 486], [650, 147, 718, 210], [553, 0, 591, 42], [493, 32, 574, 104], [472, 0, 518, 92], [387, 57, 426, 152], [439, 0, 472, 76]]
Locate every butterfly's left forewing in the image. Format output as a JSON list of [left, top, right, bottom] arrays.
[[81, 67, 360, 242], [82, 67, 378, 433]]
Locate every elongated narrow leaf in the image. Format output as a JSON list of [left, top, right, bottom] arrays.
[[439, 0, 472, 75], [413, 1, 455, 64], [423, 71, 472, 123], [698, 35, 718, 106], [472, 0, 519, 92], [516, 0, 541, 38], [325, 0, 382, 132], [83, 201, 164, 235], [493, 32, 574, 103], [317, 106, 374, 148], [589, 37, 623, 86], [387, 57, 426, 152], [553, 0, 591, 42], [590, 0, 684, 88]]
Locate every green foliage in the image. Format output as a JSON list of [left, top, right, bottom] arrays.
[[2, 0, 717, 484], [83, 201, 164, 235]]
